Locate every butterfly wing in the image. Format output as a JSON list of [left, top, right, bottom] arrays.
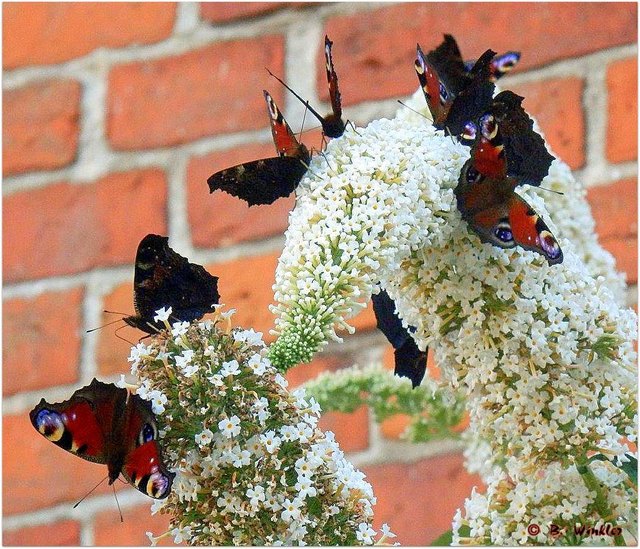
[[29, 379, 126, 466], [264, 90, 310, 159], [372, 290, 428, 388], [126, 234, 220, 333], [489, 51, 521, 80], [488, 91, 555, 186], [120, 394, 174, 499], [208, 156, 309, 206], [324, 35, 343, 121], [445, 49, 496, 137], [415, 43, 453, 128], [456, 160, 563, 265], [426, 34, 468, 96]]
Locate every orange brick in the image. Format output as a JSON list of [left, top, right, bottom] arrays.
[[322, 4, 636, 105], [200, 2, 288, 23], [3, 289, 83, 396], [319, 406, 369, 453], [606, 57, 638, 163], [510, 78, 585, 169], [3, 520, 81, 546], [588, 178, 638, 284], [380, 414, 411, 439], [364, 454, 483, 545], [349, 301, 377, 333], [187, 143, 294, 249], [3, 169, 167, 283], [93, 503, 174, 546], [4, 413, 128, 515], [286, 353, 349, 388], [96, 282, 138, 377], [107, 36, 285, 149], [3, 3, 176, 69], [3, 80, 81, 176]]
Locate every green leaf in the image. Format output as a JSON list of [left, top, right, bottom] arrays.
[[306, 496, 322, 517], [620, 454, 638, 486], [430, 530, 453, 546]]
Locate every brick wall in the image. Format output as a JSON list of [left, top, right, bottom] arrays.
[[3, 2, 637, 546]]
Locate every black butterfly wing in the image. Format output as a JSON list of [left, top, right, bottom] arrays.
[[127, 234, 219, 333], [426, 34, 469, 96], [372, 290, 428, 388], [490, 91, 555, 186], [445, 49, 496, 136], [207, 156, 308, 206]]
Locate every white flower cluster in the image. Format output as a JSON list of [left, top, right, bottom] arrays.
[[130, 309, 394, 546], [270, 91, 637, 544]]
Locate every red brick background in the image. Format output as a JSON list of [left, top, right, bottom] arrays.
[[3, 3, 637, 546]]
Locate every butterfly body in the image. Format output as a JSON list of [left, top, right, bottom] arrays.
[[124, 234, 220, 333], [207, 91, 310, 206], [30, 379, 174, 499]]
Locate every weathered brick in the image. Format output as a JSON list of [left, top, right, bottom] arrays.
[[93, 503, 173, 546], [107, 36, 285, 149], [3, 80, 81, 176], [187, 143, 294, 249], [510, 77, 585, 169], [3, 3, 176, 69], [200, 2, 287, 23], [587, 178, 638, 284], [3, 169, 167, 282], [322, 3, 636, 105], [364, 454, 482, 545], [606, 57, 638, 163], [3, 520, 81, 546], [4, 413, 126, 515], [3, 288, 83, 396], [319, 406, 369, 453]]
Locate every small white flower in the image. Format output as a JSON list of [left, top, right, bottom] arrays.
[[356, 523, 376, 544], [218, 415, 241, 438], [281, 497, 303, 522], [195, 428, 213, 448], [220, 308, 236, 319], [171, 320, 190, 337], [220, 359, 241, 377], [148, 390, 168, 414], [260, 431, 282, 454], [380, 523, 396, 539], [153, 306, 172, 323]]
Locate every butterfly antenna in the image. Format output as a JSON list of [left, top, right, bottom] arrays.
[[318, 150, 338, 175], [266, 68, 326, 125], [397, 100, 430, 121], [113, 324, 135, 346], [538, 186, 565, 196], [86, 317, 124, 333], [73, 475, 108, 508], [103, 309, 130, 316], [113, 484, 124, 523], [346, 119, 362, 136]]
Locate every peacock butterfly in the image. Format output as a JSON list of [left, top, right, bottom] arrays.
[[415, 39, 496, 138], [207, 90, 311, 206], [30, 379, 175, 499], [372, 289, 427, 388], [124, 234, 220, 334], [455, 92, 562, 265], [267, 35, 346, 139]]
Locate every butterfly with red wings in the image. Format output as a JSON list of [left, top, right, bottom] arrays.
[[30, 379, 174, 499], [455, 91, 562, 265], [267, 35, 346, 139], [207, 90, 311, 206]]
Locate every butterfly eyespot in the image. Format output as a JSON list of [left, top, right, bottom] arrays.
[[494, 223, 514, 243], [147, 471, 171, 498], [540, 231, 562, 259], [480, 115, 498, 140], [35, 409, 66, 441], [138, 423, 156, 446], [462, 122, 477, 141], [414, 57, 425, 75], [464, 165, 483, 185]]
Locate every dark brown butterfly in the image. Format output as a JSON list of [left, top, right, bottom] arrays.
[[267, 35, 346, 139], [415, 39, 496, 137], [30, 379, 174, 499], [124, 234, 220, 333], [372, 290, 427, 388], [455, 92, 562, 265], [207, 91, 311, 206]]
